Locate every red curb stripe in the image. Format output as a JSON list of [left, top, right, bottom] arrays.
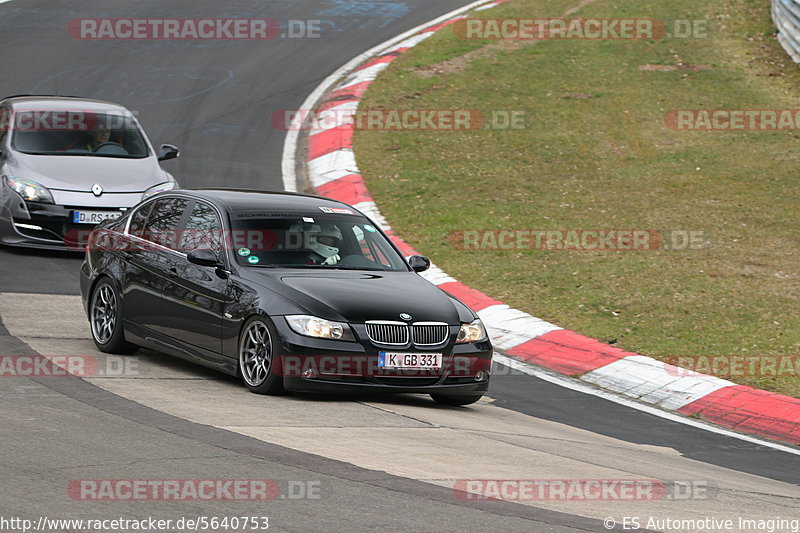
[[387, 233, 420, 257], [417, 17, 466, 35], [307, 126, 354, 160], [319, 82, 373, 111], [316, 174, 374, 206], [678, 386, 800, 445], [437, 281, 503, 312], [507, 330, 632, 375], [354, 55, 399, 71], [317, 98, 359, 114]]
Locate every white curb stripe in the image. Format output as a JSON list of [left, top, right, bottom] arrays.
[[474, 1, 503, 10], [381, 32, 436, 54], [420, 265, 457, 286], [581, 355, 736, 410], [307, 150, 359, 186], [307, 101, 360, 137], [477, 305, 562, 350], [352, 201, 391, 231], [335, 63, 392, 92]]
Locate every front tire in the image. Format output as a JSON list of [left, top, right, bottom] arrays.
[[89, 278, 138, 354], [238, 316, 286, 395], [430, 393, 483, 406]]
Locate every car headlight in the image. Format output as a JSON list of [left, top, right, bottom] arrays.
[[4, 177, 54, 204], [142, 181, 178, 201], [456, 319, 488, 344], [286, 315, 355, 341]]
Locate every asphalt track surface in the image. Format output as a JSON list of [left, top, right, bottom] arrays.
[[0, 0, 479, 294], [0, 1, 799, 532]]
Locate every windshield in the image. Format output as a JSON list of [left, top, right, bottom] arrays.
[[9, 110, 149, 158], [229, 212, 409, 271]]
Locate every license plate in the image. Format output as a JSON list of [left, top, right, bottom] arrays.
[[72, 210, 122, 224], [378, 352, 442, 369]]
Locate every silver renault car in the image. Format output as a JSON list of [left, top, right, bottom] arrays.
[[0, 95, 179, 250]]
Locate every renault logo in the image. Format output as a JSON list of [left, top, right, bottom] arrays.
[[91, 184, 103, 197], [399, 313, 412, 321]]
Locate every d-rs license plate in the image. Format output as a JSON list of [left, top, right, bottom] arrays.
[[72, 210, 122, 224], [378, 352, 442, 369]]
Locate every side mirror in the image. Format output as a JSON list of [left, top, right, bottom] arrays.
[[187, 249, 223, 268], [158, 144, 180, 161], [408, 255, 431, 273]]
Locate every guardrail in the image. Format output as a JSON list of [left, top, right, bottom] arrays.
[[773, 0, 800, 62]]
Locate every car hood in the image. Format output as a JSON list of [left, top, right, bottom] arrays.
[[7, 152, 168, 193], [245, 269, 466, 324]]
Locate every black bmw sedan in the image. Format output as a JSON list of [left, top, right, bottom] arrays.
[[79, 189, 492, 405]]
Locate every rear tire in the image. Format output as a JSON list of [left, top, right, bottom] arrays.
[[430, 393, 483, 406], [89, 278, 138, 355], [238, 316, 286, 395]]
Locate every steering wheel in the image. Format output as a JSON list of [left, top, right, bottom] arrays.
[[94, 142, 124, 150], [93, 142, 129, 155]]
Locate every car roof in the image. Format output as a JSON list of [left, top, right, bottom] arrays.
[[1, 95, 131, 114], [176, 188, 364, 214]]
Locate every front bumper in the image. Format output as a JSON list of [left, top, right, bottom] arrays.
[[283, 375, 490, 395], [0, 200, 127, 251], [272, 318, 493, 396]]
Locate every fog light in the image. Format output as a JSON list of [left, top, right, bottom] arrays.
[[301, 369, 315, 379], [474, 371, 489, 382], [14, 223, 43, 231]]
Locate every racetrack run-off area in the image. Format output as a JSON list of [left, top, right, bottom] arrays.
[[0, 1, 799, 532]]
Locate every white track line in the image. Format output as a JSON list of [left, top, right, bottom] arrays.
[[492, 353, 800, 457], [281, 0, 499, 192]]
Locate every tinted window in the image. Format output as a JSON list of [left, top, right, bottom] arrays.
[[143, 198, 188, 250], [179, 201, 222, 253], [10, 111, 149, 158], [350, 225, 393, 268], [129, 201, 154, 235], [228, 213, 407, 271]]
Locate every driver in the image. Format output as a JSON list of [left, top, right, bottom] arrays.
[[307, 223, 342, 265], [86, 124, 111, 152]]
